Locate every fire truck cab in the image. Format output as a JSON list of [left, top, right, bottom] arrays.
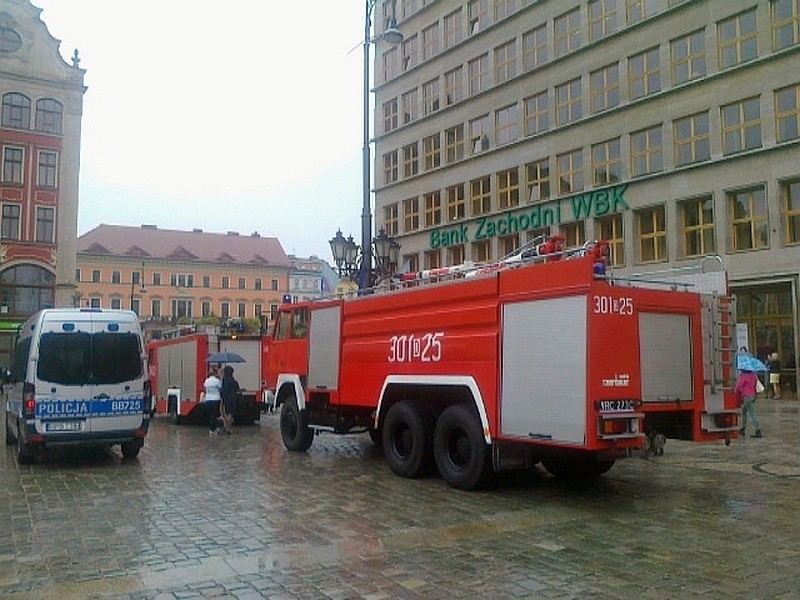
[[264, 242, 739, 489]]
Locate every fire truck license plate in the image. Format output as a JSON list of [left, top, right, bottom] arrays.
[[598, 400, 635, 412]]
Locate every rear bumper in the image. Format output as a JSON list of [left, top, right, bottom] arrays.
[[21, 420, 149, 448]]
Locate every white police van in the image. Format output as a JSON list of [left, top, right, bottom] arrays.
[[4, 308, 150, 463]]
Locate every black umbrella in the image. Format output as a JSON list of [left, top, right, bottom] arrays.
[[206, 351, 246, 364]]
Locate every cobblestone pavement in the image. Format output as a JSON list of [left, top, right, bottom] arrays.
[[2, 400, 799, 600]]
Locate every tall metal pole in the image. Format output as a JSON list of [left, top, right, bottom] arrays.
[[359, 0, 375, 292]]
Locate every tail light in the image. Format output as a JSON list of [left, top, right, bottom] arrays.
[[601, 419, 629, 435], [143, 379, 152, 413], [23, 382, 36, 419]]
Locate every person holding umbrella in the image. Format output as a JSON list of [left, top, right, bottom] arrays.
[[218, 365, 240, 435], [735, 349, 764, 438]]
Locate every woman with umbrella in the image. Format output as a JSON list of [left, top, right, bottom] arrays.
[[735, 349, 764, 438], [218, 365, 241, 435]]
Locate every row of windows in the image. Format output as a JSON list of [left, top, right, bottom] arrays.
[[1, 92, 63, 134], [1, 146, 59, 187], [85, 296, 280, 322], [397, 178, 800, 274], [76, 268, 281, 291], [0, 203, 55, 243], [382, 82, 800, 201], [382, 0, 800, 89]]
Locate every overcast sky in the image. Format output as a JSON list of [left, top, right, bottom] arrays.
[[34, 1, 371, 261]]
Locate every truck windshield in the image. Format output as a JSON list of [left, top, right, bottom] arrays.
[[37, 332, 142, 385]]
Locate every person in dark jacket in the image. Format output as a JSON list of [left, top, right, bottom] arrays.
[[218, 365, 240, 435]]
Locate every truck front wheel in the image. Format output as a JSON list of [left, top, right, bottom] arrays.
[[280, 395, 314, 452], [434, 403, 489, 490], [382, 401, 433, 478]]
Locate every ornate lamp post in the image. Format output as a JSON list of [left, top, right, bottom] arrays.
[[329, 227, 399, 289]]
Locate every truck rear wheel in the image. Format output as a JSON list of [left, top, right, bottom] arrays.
[[280, 395, 314, 452], [382, 401, 433, 478], [433, 403, 489, 490]]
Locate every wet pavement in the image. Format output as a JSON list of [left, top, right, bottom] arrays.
[[2, 400, 799, 599]]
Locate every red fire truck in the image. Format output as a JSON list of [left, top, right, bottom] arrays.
[[147, 327, 264, 424], [263, 239, 740, 489]]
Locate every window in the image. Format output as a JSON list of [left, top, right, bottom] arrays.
[[384, 203, 399, 235], [674, 112, 710, 166], [254, 303, 263, 318], [631, 124, 663, 176], [1, 92, 30, 129], [132, 271, 141, 286], [447, 184, 466, 221], [404, 197, 420, 232], [596, 214, 624, 266], [494, 40, 516, 84], [220, 302, 230, 318], [445, 125, 464, 163], [402, 253, 420, 273], [495, 104, 519, 145], [557, 149, 583, 194], [1, 204, 20, 240], [444, 67, 463, 105], [729, 186, 768, 251], [422, 78, 440, 114], [254, 277, 262, 291], [494, 0, 515, 21], [222, 276, 230, 289], [35, 98, 63, 134], [75, 268, 81, 283], [199, 300, 211, 317], [469, 114, 490, 154], [561, 221, 586, 249], [202, 275, 210, 287], [590, 63, 619, 113], [526, 159, 550, 203], [152, 299, 162, 319], [422, 23, 440, 60], [468, 54, 489, 95], [498, 233, 520, 258], [383, 150, 399, 184], [470, 176, 491, 216], [271, 279, 279, 291], [444, 8, 463, 49], [772, 0, 800, 50], [90, 297, 101, 309], [424, 191, 442, 227], [776, 83, 800, 142], [238, 302, 246, 318], [0, 27, 22, 53], [783, 178, 800, 244], [627, 0, 658, 24], [472, 239, 491, 262], [153, 273, 161, 286], [383, 98, 398, 133], [402, 89, 418, 123], [382, 46, 399, 81], [402, 34, 418, 71], [423, 134, 441, 170], [111, 298, 122, 310], [721, 96, 762, 154], [37, 151, 57, 187], [468, 0, 488, 34], [556, 78, 582, 125], [449, 244, 466, 266], [497, 169, 519, 209], [523, 91, 549, 135], [2, 146, 23, 184], [718, 9, 758, 69], [671, 29, 706, 85], [403, 142, 419, 178], [629, 47, 661, 99], [401, 0, 418, 18], [92, 269, 100, 283], [35, 207, 55, 243], [679, 196, 715, 257], [423, 249, 442, 270], [238, 277, 246, 290], [169, 273, 193, 288], [592, 138, 622, 185], [589, 0, 618, 41], [522, 24, 548, 71], [555, 8, 581, 57], [637, 205, 667, 262]]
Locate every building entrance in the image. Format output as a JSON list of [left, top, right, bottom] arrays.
[[734, 281, 797, 398]]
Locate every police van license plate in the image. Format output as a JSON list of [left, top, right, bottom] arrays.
[[598, 400, 635, 412], [45, 421, 83, 432]]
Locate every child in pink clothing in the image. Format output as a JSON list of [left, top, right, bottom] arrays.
[[735, 370, 762, 438]]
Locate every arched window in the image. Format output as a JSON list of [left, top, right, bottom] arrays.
[[1, 92, 31, 129], [0, 264, 55, 316], [35, 98, 63, 134]]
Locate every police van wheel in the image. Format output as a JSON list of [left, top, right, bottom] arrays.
[[280, 395, 313, 452], [121, 441, 142, 460], [433, 403, 489, 490], [382, 401, 433, 478], [15, 426, 33, 464]]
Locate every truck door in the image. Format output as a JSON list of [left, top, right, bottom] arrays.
[[307, 306, 341, 394]]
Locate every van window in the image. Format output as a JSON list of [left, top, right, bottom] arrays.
[[37, 331, 142, 385], [11, 336, 31, 382]]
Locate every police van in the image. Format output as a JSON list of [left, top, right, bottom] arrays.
[[4, 308, 150, 463]]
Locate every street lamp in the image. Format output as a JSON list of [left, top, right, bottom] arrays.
[[359, 0, 403, 291], [329, 227, 399, 287]]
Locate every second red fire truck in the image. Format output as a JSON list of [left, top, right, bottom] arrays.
[[264, 238, 740, 489]]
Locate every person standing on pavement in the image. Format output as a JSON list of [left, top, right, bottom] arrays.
[[218, 365, 240, 435], [767, 351, 781, 400], [736, 368, 763, 438], [202, 366, 223, 434]]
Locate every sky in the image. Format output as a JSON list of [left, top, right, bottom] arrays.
[[33, 1, 372, 261]]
